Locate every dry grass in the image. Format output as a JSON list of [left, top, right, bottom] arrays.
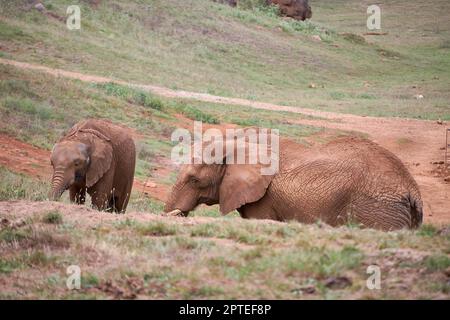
[[0, 201, 448, 299]]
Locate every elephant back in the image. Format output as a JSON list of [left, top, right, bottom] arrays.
[[61, 119, 134, 150]]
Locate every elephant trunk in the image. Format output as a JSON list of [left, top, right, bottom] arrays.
[[164, 192, 177, 213], [163, 182, 203, 216], [49, 169, 68, 201]]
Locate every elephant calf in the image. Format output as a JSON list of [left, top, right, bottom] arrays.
[[50, 119, 136, 213], [165, 133, 423, 231]]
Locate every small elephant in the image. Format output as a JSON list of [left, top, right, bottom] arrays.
[[164, 133, 423, 231], [50, 119, 136, 213]]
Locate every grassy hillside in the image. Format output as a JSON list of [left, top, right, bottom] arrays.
[[0, 201, 449, 299], [0, 63, 336, 217], [0, 0, 449, 119], [0, 0, 449, 300]]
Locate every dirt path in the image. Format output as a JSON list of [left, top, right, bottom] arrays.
[[0, 58, 448, 224]]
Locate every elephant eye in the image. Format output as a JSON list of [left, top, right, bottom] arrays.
[[190, 177, 200, 184]]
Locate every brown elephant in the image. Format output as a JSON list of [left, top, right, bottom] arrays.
[[164, 132, 423, 231], [269, 0, 312, 21], [50, 119, 136, 213]]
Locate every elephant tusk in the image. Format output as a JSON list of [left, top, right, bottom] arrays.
[[164, 209, 183, 217]]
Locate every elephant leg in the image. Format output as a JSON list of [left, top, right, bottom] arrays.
[[88, 172, 114, 212], [350, 194, 412, 231], [69, 185, 86, 205], [238, 195, 279, 221], [114, 181, 133, 214]]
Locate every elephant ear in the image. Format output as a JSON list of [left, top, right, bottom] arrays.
[[84, 130, 113, 188], [219, 163, 274, 214], [218, 135, 277, 215]]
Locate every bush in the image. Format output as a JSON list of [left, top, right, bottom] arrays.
[[133, 91, 164, 111]]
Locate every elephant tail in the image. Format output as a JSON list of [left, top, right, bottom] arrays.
[[408, 193, 423, 229]]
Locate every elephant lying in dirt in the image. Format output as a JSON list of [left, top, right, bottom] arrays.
[[50, 119, 136, 213], [165, 132, 423, 231]]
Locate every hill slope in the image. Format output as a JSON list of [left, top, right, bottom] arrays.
[[0, 0, 449, 119], [0, 0, 449, 300]]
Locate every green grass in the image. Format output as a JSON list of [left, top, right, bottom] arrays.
[[0, 258, 21, 274], [171, 101, 220, 124], [95, 82, 164, 111], [0, 0, 449, 300], [0, 199, 448, 299], [0, 64, 175, 149], [127, 193, 165, 213], [423, 255, 450, 272], [0, 0, 448, 119], [0, 227, 29, 244], [417, 224, 439, 237], [42, 210, 63, 224], [0, 166, 49, 201], [137, 221, 179, 236]]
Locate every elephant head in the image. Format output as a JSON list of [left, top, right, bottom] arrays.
[[49, 129, 113, 201], [164, 136, 276, 216]]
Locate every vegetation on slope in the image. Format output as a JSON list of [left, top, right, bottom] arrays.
[[0, 202, 449, 299], [0, 0, 448, 119]]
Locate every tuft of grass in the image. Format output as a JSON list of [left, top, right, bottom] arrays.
[[423, 255, 450, 271], [0, 228, 29, 244], [96, 83, 164, 111], [280, 245, 364, 278], [342, 33, 366, 45], [329, 92, 349, 100], [42, 210, 63, 224], [357, 93, 377, 100], [190, 223, 221, 237], [82, 273, 100, 289], [25, 250, 55, 266], [137, 221, 178, 236], [127, 193, 165, 213], [417, 224, 438, 237], [0, 258, 21, 274], [171, 102, 220, 124], [133, 91, 164, 111]]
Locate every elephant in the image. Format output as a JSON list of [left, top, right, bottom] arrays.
[[269, 0, 312, 21], [164, 132, 423, 231], [50, 119, 136, 213]]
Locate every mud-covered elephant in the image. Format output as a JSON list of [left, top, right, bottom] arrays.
[[50, 119, 136, 213], [164, 133, 423, 231]]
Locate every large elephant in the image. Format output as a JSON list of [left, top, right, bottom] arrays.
[[164, 133, 423, 231], [50, 119, 136, 213]]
